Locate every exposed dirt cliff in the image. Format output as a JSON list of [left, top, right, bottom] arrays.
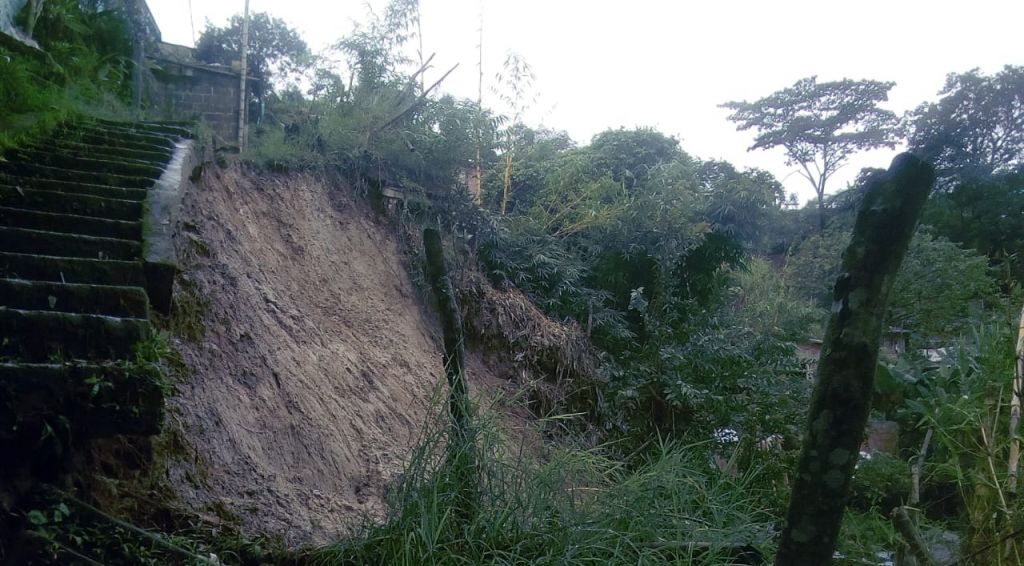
[[165, 166, 444, 546]]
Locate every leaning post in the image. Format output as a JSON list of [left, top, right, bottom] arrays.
[[775, 153, 935, 565]]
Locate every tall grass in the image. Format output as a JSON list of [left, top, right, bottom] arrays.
[[310, 397, 777, 565]]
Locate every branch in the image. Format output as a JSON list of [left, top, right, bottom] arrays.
[[394, 52, 437, 107], [370, 63, 459, 136]]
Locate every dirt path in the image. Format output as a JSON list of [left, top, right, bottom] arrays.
[[165, 167, 444, 546]]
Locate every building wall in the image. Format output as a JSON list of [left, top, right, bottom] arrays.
[[145, 61, 242, 144]]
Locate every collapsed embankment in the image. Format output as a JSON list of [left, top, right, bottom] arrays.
[[165, 165, 445, 546]]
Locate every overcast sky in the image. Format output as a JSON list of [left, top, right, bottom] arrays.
[[149, 0, 1022, 202]]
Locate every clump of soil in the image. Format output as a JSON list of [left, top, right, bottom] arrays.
[[166, 166, 444, 546]]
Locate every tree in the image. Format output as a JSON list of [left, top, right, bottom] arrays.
[[334, 0, 421, 93], [493, 51, 536, 215], [697, 160, 784, 249], [722, 77, 900, 232], [195, 12, 311, 99], [923, 171, 1024, 280], [589, 127, 684, 191], [906, 65, 1024, 180]]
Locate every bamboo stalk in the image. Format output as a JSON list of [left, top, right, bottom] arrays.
[[1008, 304, 1024, 495], [910, 428, 933, 506], [892, 507, 940, 566]]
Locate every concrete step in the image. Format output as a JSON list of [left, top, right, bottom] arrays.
[[0, 279, 149, 318], [0, 361, 163, 438], [26, 141, 170, 167], [0, 227, 142, 261], [0, 162, 156, 190], [0, 185, 143, 220], [0, 174, 148, 201], [56, 130, 174, 156], [0, 308, 149, 362], [5, 149, 165, 180], [0, 252, 146, 287], [94, 118, 193, 139], [0, 207, 142, 240], [0, 173, 149, 202], [65, 125, 176, 152]]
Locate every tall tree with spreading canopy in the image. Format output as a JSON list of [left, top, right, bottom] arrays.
[[195, 12, 311, 99], [722, 77, 900, 231], [906, 65, 1024, 180]]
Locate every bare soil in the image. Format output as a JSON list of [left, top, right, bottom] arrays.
[[165, 167, 445, 546]]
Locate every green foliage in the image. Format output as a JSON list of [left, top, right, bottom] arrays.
[[886, 231, 1000, 338], [787, 226, 999, 339], [697, 161, 785, 250], [906, 65, 1024, 179], [588, 127, 685, 190], [467, 126, 810, 442], [333, 0, 421, 92], [313, 408, 777, 565], [923, 171, 1024, 281], [195, 12, 312, 97], [0, 0, 133, 148], [849, 453, 911, 512], [835, 509, 900, 564], [894, 324, 1021, 561], [722, 257, 821, 343]]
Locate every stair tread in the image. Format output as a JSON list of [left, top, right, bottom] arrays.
[[0, 278, 149, 318], [0, 206, 142, 240], [0, 226, 143, 260], [0, 173, 149, 201]]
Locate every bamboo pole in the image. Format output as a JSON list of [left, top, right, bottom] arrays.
[[774, 153, 935, 565], [237, 0, 250, 150], [910, 428, 933, 506], [1008, 304, 1024, 494], [892, 507, 940, 566]]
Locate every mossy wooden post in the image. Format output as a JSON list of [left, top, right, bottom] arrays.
[[774, 153, 935, 565], [423, 227, 476, 510]]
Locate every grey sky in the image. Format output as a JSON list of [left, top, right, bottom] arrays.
[[149, 0, 1022, 202]]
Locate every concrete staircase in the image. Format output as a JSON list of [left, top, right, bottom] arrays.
[[0, 119, 191, 459]]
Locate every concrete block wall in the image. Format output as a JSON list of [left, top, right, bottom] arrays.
[[145, 63, 243, 144]]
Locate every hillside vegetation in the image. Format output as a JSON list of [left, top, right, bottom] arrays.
[[2, 0, 1022, 564]]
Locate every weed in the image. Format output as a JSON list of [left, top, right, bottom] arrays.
[[311, 394, 776, 565]]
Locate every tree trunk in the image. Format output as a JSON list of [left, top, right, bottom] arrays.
[[423, 228, 471, 439], [817, 182, 826, 233], [423, 227, 477, 518], [774, 153, 935, 565]]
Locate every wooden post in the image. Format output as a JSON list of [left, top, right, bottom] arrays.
[[774, 153, 935, 565]]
